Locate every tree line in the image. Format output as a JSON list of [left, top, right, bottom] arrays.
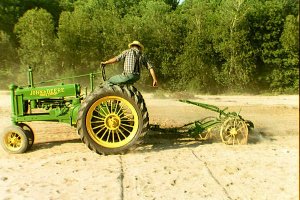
[[0, 0, 298, 93]]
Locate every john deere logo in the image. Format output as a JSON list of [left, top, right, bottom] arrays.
[[30, 88, 65, 97]]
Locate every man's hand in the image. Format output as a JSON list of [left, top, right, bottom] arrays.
[[150, 68, 158, 87], [152, 79, 158, 87]]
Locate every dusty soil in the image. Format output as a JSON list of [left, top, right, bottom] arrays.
[[0, 92, 298, 200]]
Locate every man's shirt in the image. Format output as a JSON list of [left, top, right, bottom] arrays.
[[115, 48, 153, 75]]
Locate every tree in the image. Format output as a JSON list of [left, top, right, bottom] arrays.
[[212, 0, 256, 92], [56, 0, 123, 75], [247, 0, 299, 92], [14, 8, 57, 78], [0, 0, 64, 39], [170, 1, 220, 93], [0, 0, 298, 93], [0, 0, 20, 38], [0, 31, 19, 88], [163, 0, 180, 10], [270, 14, 299, 93]]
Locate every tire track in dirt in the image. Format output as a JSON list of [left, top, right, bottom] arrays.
[[191, 150, 233, 200], [119, 155, 125, 200]]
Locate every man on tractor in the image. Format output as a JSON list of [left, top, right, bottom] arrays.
[[101, 41, 158, 87]]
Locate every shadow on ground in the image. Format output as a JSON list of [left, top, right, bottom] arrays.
[[136, 128, 271, 153], [29, 138, 82, 152], [27, 129, 270, 154]]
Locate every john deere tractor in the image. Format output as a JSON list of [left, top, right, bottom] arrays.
[[1, 67, 149, 155]]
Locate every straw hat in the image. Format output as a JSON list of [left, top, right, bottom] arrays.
[[128, 41, 144, 51]]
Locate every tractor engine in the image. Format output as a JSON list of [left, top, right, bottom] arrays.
[[10, 83, 81, 125], [34, 98, 69, 111]]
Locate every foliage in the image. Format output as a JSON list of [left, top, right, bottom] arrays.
[[0, 31, 19, 86], [212, 0, 256, 91], [0, 0, 298, 93], [246, 0, 299, 93], [14, 8, 57, 80]]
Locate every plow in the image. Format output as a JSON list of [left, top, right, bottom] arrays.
[[150, 100, 254, 145], [1, 67, 254, 155]]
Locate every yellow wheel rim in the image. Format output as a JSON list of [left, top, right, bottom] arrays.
[[3, 131, 23, 151], [86, 96, 139, 148], [220, 117, 248, 145]]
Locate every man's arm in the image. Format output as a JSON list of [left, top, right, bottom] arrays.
[[101, 57, 118, 65], [150, 68, 158, 87], [144, 57, 158, 87], [102, 50, 128, 65]]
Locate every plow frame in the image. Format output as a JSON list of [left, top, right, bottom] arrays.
[[151, 99, 254, 145]]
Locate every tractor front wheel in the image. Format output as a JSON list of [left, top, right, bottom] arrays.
[[0, 125, 31, 153]]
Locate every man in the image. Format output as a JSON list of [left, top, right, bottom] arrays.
[[101, 41, 158, 87]]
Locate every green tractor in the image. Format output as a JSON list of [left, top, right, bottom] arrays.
[[1, 67, 149, 155], [1, 67, 254, 155]]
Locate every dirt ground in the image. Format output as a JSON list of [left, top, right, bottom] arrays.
[[0, 92, 298, 200]]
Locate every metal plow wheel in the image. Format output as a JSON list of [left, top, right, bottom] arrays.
[[220, 117, 248, 145], [179, 100, 253, 145], [86, 96, 138, 149], [196, 117, 219, 140]]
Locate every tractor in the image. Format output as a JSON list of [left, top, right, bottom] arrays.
[[0, 67, 149, 155], [1, 67, 253, 155]]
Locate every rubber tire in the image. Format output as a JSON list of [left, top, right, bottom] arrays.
[[18, 123, 34, 150], [127, 85, 150, 140], [77, 85, 149, 155], [0, 125, 30, 154]]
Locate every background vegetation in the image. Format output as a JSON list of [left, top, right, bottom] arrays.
[[0, 0, 299, 94]]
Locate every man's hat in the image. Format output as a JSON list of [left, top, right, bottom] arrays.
[[128, 41, 144, 51]]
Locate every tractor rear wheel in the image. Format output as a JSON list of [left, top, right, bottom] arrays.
[[0, 125, 30, 153], [77, 85, 149, 155]]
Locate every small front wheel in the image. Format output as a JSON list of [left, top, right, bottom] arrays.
[[0, 125, 30, 153]]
